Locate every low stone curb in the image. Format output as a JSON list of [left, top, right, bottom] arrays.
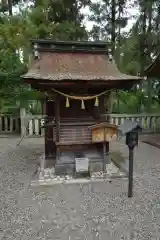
[[142, 140, 160, 149], [32, 156, 128, 187], [31, 174, 128, 187]]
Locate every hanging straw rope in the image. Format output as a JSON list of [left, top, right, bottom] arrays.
[[49, 88, 115, 109], [51, 88, 113, 100]]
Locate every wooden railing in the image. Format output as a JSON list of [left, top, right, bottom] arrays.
[[22, 113, 160, 137], [0, 114, 20, 134], [0, 112, 160, 137], [24, 115, 46, 137], [105, 113, 160, 133]]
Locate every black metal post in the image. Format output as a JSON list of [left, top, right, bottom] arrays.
[[103, 142, 107, 173], [128, 147, 134, 198], [103, 142, 110, 173]]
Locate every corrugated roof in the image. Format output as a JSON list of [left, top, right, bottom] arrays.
[[22, 52, 142, 81]]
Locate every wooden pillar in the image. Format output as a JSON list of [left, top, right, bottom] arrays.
[[44, 99, 56, 159], [55, 95, 60, 161], [55, 94, 60, 142], [41, 99, 45, 115], [99, 95, 106, 121], [147, 77, 152, 113], [105, 93, 111, 122], [108, 92, 113, 122]]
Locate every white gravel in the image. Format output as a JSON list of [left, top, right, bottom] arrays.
[[1, 137, 160, 240]]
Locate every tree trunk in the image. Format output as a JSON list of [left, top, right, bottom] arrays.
[[140, 4, 147, 71], [108, 0, 116, 117], [139, 2, 147, 112], [147, 1, 153, 112], [8, 0, 12, 16], [118, 0, 121, 47], [111, 0, 116, 53]]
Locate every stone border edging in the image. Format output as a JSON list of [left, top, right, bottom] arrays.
[[31, 175, 128, 187]]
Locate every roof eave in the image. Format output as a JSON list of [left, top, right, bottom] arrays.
[[21, 74, 142, 82], [30, 39, 111, 47], [142, 53, 160, 77], [30, 39, 112, 53]]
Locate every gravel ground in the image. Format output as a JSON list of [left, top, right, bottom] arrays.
[[0, 137, 160, 240]]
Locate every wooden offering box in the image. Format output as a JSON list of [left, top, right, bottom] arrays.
[[89, 122, 118, 143]]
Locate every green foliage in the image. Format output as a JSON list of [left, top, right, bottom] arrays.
[[0, 0, 89, 113], [89, 0, 127, 41], [89, 0, 160, 113], [113, 90, 145, 113], [0, 0, 159, 114]]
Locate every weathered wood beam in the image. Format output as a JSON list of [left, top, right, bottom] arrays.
[[44, 99, 56, 161], [55, 94, 60, 142]]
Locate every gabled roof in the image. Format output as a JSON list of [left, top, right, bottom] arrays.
[[22, 39, 142, 82]]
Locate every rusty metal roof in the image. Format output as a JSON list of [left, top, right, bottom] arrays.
[[22, 52, 142, 81]]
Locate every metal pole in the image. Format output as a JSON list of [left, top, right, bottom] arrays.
[[103, 142, 107, 173], [128, 147, 134, 198]]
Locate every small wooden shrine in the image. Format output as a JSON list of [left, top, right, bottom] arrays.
[[22, 39, 142, 174]]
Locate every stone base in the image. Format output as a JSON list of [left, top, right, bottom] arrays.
[[38, 154, 126, 180], [32, 161, 127, 187], [54, 160, 104, 175], [44, 158, 56, 168], [55, 163, 75, 175]]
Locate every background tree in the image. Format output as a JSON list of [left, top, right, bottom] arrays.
[[89, 0, 160, 113], [0, 0, 89, 113], [0, 0, 159, 114]]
